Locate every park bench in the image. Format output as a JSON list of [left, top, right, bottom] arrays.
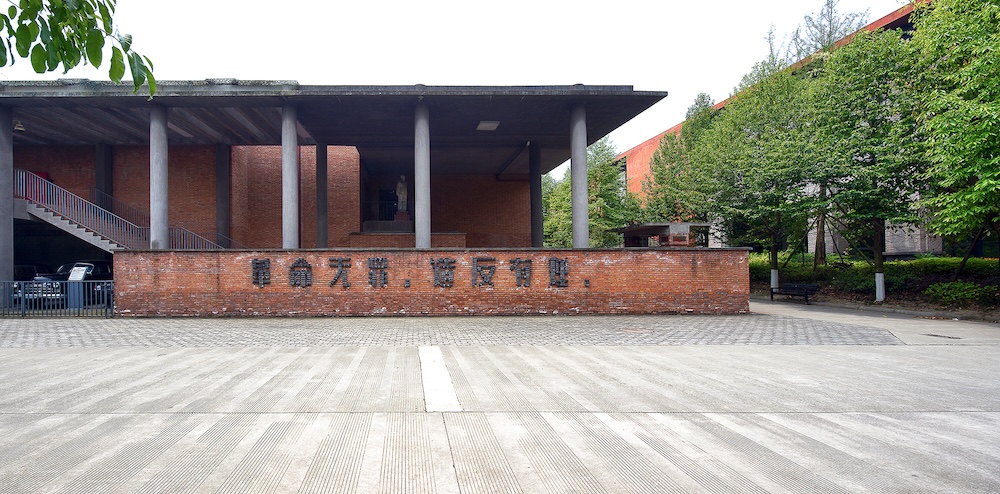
[[770, 283, 820, 304]]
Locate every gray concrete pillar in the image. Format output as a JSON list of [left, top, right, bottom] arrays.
[[570, 104, 588, 248], [215, 144, 231, 247], [529, 142, 544, 248], [414, 101, 431, 249], [149, 105, 169, 249], [0, 106, 12, 281], [282, 104, 299, 249], [316, 143, 328, 248]]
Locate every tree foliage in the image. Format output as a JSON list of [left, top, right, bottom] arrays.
[[1, 0, 154, 94], [697, 70, 812, 273], [620, 0, 998, 299], [912, 0, 1000, 241], [544, 137, 641, 248], [787, 0, 870, 60], [809, 28, 924, 279], [641, 94, 717, 223]]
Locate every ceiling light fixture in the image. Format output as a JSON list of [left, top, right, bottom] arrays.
[[476, 120, 500, 131]]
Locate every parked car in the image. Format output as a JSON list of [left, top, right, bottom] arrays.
[[18, 260, 114, 306], [13, 264, 53, 281]]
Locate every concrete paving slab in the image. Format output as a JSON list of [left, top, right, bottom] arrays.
[[0, 308, 998, 493]]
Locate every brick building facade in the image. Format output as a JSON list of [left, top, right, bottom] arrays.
[[4, 82, 752, 316]]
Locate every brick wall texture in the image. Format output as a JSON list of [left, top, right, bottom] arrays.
[[113, 248, 750, 316], [15, 144, 527, 248]]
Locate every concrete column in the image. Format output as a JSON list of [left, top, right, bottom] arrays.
[[0, 106, 12, 281], [215, 144, 231, 247], [414, 101, 431, 249], [570, 104, 588, 248], [149, 105, 169, 249], [315, 143, 328, 248], [282, 104, 299, 249], [529, 142, 544, 248]]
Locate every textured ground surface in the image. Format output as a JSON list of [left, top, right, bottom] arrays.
[[0, 301, 997, 493]]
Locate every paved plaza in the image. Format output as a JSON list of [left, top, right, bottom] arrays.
[[0, 301, 998, 493]]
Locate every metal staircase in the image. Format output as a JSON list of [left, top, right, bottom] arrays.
[[14, 169, 232, 252]]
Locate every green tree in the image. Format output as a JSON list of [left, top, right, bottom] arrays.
[[736, 27, 788, 92], [641, 94, 717, 223], [787, 0, 870, 60], [543, 137, 641, 248], [1, 0, 154, 94], [912, 0, 1000, 262], [695, 70, 811, 287], [785, 0, 871, 265], [810, 28, 924, 301], [543, 173, 573, 247]]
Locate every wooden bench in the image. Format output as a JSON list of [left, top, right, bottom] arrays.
[[770, 283, 820, 304]]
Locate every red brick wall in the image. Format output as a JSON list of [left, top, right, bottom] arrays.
[[231, 145, 361, 248], [113, 248, 750, 316], [348, 233, 468, 249], [113, 145, 218, 236], [231, 146, 282, 248], [15, 144, 533, 251], [14, 146, 96, 198], [432, 175, 530, 247]]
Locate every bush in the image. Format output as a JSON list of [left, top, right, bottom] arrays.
[[924, 282, 998, 308], [749, 251, 1000, 306]]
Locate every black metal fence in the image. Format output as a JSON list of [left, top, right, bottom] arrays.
[[0, 281, 114, 317]]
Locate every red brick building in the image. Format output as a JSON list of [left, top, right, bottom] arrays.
[[3, 82, 752, 316]]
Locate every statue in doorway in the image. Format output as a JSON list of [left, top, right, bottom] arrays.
[[396, 175, 408, 212]]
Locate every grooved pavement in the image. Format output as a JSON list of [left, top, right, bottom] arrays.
[[0, 301, 997, 493]]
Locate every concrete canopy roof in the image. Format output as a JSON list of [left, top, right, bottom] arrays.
[[0, 80, 667, 176]]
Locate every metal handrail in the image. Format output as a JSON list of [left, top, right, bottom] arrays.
[[212, 232, 250, 249], [89, 187, 151, 227], [18, 169, 244, 250], [90, 186, 242, 249], [15, 169, 148, 249], [168, 228, 220, 250]]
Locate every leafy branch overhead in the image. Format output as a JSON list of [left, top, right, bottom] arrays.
[[0, 0, 154, 95]]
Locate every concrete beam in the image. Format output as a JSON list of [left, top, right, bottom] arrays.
[[149, 105, 169, 249], [415, 102, 431, 249], [282, 104, 299, 249], [570, 104, 588, 249]]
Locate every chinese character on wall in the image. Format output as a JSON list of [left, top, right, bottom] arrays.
[[329, 258, 352, 288], [430, 258, 456, 287], [548, 258, 569, 287], [472, 257, 496, 287], [289, 258, 313, 287], [509, 258, 532, 287], [368, 257, 388, 287], [251, 258, 271, 288]]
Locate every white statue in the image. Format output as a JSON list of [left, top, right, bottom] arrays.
[[396, 175, 408, 212]]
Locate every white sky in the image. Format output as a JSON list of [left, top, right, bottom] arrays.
[[2, 0, 907, 162]]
